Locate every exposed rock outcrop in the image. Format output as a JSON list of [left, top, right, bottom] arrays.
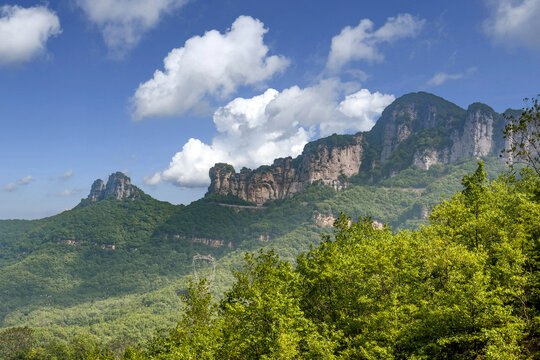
[[413, 148, 449, 170], [192, 237, 225, 248], [313, 213, 336, 227], [450, 103, 498, 161], [89, 180, 105, 202], [372, 92, 466, 162], [208, 134, 364, 204], [87, 172, 141, 202]]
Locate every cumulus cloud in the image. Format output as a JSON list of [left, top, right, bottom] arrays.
[[132, 15, 290, 120], [2, 183, 16, 192], [60, 170, 73, 180], [57, 189, 81, 197], [0, 5, 61, 65], [483, 0, 540, 50], [145, 81, 394, 188], [327, 13, 425, 71], [17, 175, 34, 185], [77, 0, 187, 54]]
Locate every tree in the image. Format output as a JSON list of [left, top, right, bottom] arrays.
[[144, 279, 220, 359], [296, 215, 415, 359], [502, 96, 540, 176], [219, 250, 335, 359], [0, 327, 34, 359]]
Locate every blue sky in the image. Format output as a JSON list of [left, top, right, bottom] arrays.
[[0, 0, 539, 219]]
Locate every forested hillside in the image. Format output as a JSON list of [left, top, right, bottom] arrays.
[[2, 159, 538, 359], [0, 157, 509, 350], [126, 163, 539, 360]]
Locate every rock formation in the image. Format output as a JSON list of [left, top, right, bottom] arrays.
[[87, 172, 141, 202], [450, 103, 498, 161], [208, 134, 364, 204], [89, 179, 105, 202], [207, 92, 516, 204]]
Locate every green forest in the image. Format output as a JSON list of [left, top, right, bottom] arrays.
[[3, 160, 539, 359]]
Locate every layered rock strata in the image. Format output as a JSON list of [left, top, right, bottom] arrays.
[[209, 134, 364, 204]]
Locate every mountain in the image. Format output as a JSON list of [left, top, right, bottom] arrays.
[[0, 92, 516, 348], [207, 92, 515, 204], [87, 172, 142, 202]]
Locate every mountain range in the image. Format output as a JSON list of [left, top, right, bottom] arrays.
[[0, 91, 517, 347]]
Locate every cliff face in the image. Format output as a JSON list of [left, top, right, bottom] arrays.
[[208, 92, 514, 204], [87, 172, 141, 202], [450, 104, 498, 162], [208, 134, 364, 204], [373, 92, 466, 163]]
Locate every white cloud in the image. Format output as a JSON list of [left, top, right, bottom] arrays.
[[146, 82, 394, 188], [426, 67, 477, 87], [132, 15, 290, 120], [2, 183, 16, 192], [2, 175, 34, 192], [60, 170, 73, 180], [426, 72, 464, 86], [338, 89, 395, 127], [484, 0, 540, 50], [17, 175, 34, 185], [77, 0, 187, 55], [0, 5, 61, 65], [327, 13, 425, 71], [57, 189, 81, 197]]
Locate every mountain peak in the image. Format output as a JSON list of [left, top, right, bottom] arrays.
[[87, 172, 141, 202]]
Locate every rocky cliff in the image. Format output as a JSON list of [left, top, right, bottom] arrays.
[[208, 134, 364, 204], [87, 172, 141, 202], [208, 92, 515, 204]]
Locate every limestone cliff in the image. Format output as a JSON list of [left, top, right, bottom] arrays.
[[371, 92, 466, 163], [371, 93, 510, 171], [87, 172, 141, 202], [450, 103, 499, 161], [208, 134, 364, 204], [208, 92, 515, 204]]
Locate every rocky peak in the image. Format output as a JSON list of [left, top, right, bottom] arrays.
[[371, 92, 466, 162], [87, 172, 141, 202], [89, 179, 105, 202]]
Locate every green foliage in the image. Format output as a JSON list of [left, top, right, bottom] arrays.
[[218, 250, 335, 359], [0, 326, 35, 359], [138, 279, 220, 359], [203, 193, 256, 206], [502, 95, 540, 176], [0, 157, 515, 352], [379, 163, 445, 188], [5, 162, 539, 359], [303, 133, 359, 156]]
